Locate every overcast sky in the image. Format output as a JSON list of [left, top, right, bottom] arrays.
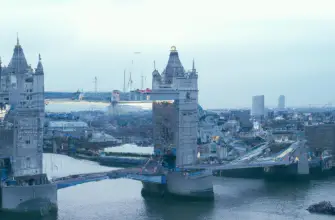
[[1, 0, 335, 109]]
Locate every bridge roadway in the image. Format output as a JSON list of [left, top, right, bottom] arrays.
[[52, 167, 141, 189], [52, 167, 168, 190], [184, 141, 302, 171], [53, 142, 302, 190]]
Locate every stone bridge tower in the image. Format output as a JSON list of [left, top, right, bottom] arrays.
[[151, 46, 198, 167], [0, 38, 45, 177]]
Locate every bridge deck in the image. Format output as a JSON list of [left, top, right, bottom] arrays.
[[53, 141, 305, 189], [52, 167, 166, 189], [53, 168, 141, 189], [185, 141, 302, 171]]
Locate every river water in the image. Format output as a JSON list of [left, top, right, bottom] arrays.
[[2, 101, 335, 219], [1, 153, 334, 220]]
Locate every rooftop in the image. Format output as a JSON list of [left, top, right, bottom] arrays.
[[48, 121, 88, 128], [104, 144, 153, 155]]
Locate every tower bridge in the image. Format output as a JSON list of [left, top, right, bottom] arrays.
[[0, 39, 313, 213], [47, 46, 215, 198]]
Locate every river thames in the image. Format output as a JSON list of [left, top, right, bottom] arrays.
[[1, 153, 334, 220]]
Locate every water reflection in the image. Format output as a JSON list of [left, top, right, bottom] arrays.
[[0, 211, 58, 220], [1, 155, 334, 220], [142, 197, 215, 220]]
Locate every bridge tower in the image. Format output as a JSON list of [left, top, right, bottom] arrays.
[[139, 46, 213, 199], [151, 46, 198, 167], [0, 38, 57, 212]]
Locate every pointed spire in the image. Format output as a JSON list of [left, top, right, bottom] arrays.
[[35, 53, 44, 75], [163, 45, 184, 82], [152, 60, 160, 77], [17, 33, 19, 45], [8, 35, 28, 74], [192, 59, 195, 71]]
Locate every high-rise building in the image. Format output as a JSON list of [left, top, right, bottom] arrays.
[[278, 95, 285, 109], [251, 95, 265, 117]]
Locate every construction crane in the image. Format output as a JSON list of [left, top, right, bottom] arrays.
[[123, 69, 126, 93], [128, 72, 133, 92], [94, 77, 97, 93], [141, 74, 144, 90]]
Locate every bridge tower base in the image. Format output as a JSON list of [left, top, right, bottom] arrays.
[[141, 171, 214, 200], [0, 181, 57, 214]]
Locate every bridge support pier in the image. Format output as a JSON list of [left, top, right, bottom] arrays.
[[141, 182, 166, 198], [141, 172, 214, 200]]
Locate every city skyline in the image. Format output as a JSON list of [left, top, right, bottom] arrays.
[[1, 0, 335, 109]]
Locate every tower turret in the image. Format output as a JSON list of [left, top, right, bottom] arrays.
[[161, 46, 185, 84], [190, 59, 198, 76], [7, 36, 29, 74], [152, 61, 161, 89], [192, 59, 196, 72], [35, 54, 44, 75]]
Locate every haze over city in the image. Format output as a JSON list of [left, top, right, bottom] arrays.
[[1, 0, 335, 108]]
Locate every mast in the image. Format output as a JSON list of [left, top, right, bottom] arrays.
[[123, 69, 126, 93], [141, 74, 144, 90], [94, 76, 97, 93], [128, 72, 133, 92], [0, 56, 2, 91]]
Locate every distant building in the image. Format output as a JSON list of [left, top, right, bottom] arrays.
[[305, 124, 335, 154], [251, 95, 265, 117], [267, 109, 275, 119], [45, 121, 89, 139], [278, 95, 285, 109], [129, 88, 151, 101], [82, 92, 111, 102], [116, 88, 151, 101], [230, 109, 252, 129]]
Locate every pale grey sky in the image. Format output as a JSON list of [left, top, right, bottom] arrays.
[[1, 0, 335, 109]]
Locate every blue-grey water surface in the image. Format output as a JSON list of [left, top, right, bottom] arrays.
[[1, 153, 335, 220]]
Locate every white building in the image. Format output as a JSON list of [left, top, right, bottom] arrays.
[[45, 121, 89, 138], [278, 95, 285, 109], [251, 95, 265, 117]]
